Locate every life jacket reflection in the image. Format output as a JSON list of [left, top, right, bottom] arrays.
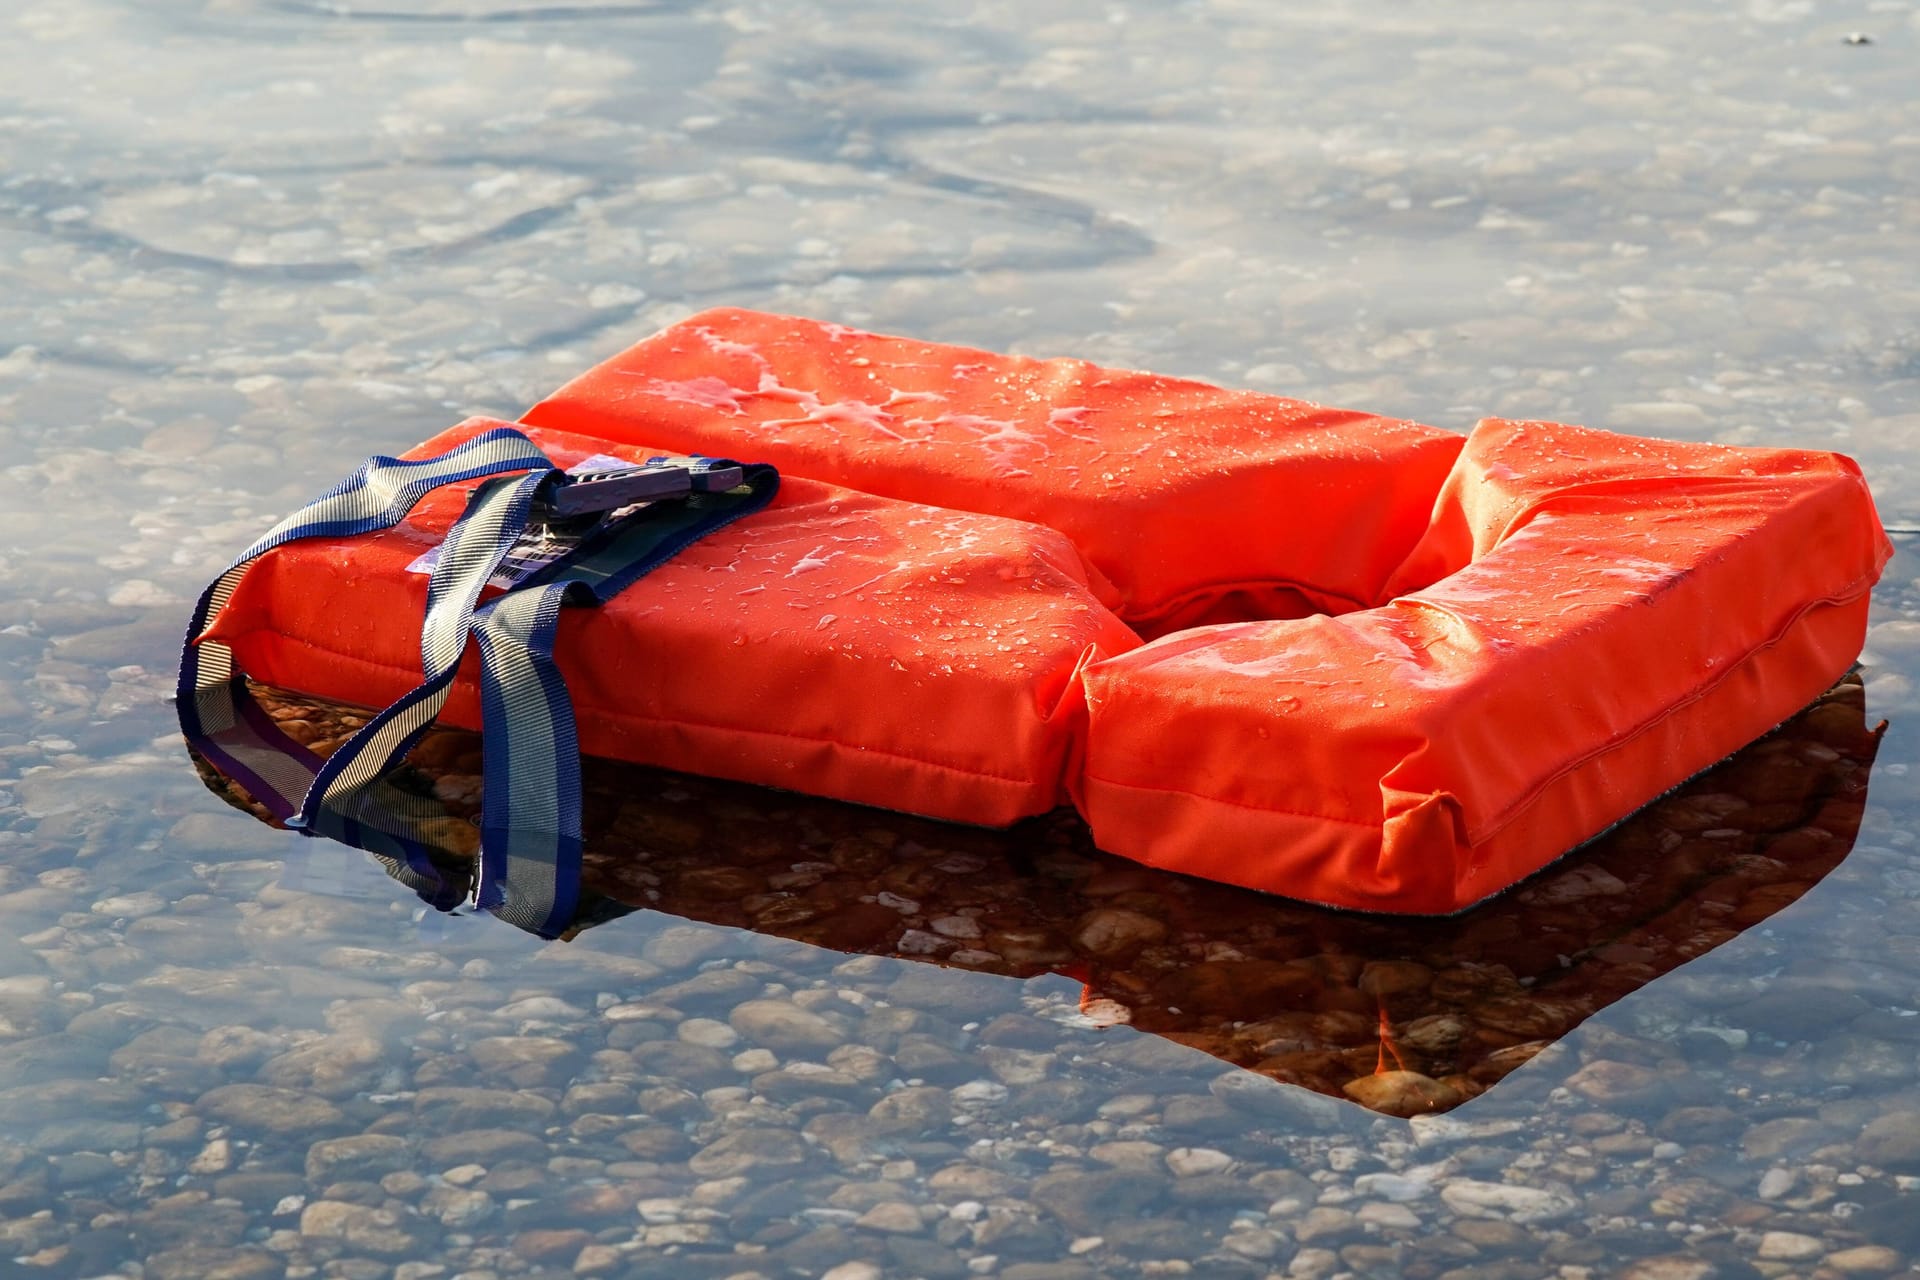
[[193, 675, 1881, 1119]]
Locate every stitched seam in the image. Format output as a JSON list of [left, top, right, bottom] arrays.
[[1088, 575, 1878, 837], [1462, 576, 1877, 844], [588, 707, 1037, 788], [229, 629, 1042, 788], [1078, 774, 1386, 829]]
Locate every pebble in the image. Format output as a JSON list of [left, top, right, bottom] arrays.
[[188, 1137, 232, 1174], [687, 1128, 809, 1178], [1069, 908, 1167, 957], [1438, 1179, 1579, 1223], [1854, 1110, 1920, 1170], [421, 1187, 493, 1229], [1618, 1258, 1717, 1280], [511, 1228, 594, 1262], [305, 1135, 411, 1184], [298, 1201, 441, 1258], [197, 1085, 346, 1135], [677, 1017, 741, 1049], [1164, 1147, 1232, 1177], [1354, 1201, 1422, 1230], [261, 1034, 385, 1096], [1825, 1245, 1903, 1275], [729, 999, 847, 1053], [145, 1246, 286, 1280], [870, 1086, 953, 1135], [1288, 1247, 1339, 1278], [421, 1129, 547, 1168], [92, 892, 167, 919], [1564, 1059, 1666, 1105], [821, 1264, 884, 1280], [1292, 1207, 1356, 1244], [1341, 1070, 1463, 1116], [573, 1244, 624, 1275], [1352, 1172, 1434, 1202], [855, 1202, 924, 1233], [1755, 1230, 1825, 1261]]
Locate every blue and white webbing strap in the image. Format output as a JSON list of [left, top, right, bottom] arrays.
[[180, 426, 778, 938], [464, 474, 782, 935], [295, 470, 550, 851], [471, 584, 584, 934], [178, 428, 552, 906]]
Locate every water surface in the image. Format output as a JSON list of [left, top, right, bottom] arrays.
[[4, 0, 1920, 1276]]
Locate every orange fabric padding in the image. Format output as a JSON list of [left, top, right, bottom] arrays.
[[203, 418, 1141, 827], [521, 308, 1465, 637], [202, 310, 1893, 915], [1075, 419, 1891, 912]]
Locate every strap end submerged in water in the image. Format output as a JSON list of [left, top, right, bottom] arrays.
[[178, 426, 776, 940]]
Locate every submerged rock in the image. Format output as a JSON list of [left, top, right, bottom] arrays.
[[196, 1085, 346, 1136], [730, 999, 847, 1054], [298, 1200, 441, 1257], [1854, 1110, 1920, 1171], [1341, 1071, 1463, 1116], [1438, 1179, 1578, 1223]]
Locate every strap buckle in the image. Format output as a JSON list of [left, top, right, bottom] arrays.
[[538, 458, 746, 521]]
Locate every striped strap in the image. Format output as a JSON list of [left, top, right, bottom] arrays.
[[178, 427, 552, 906], [181, 426, 779, 938], [295, 470, 550, 849], [467, 465, 780, 936]]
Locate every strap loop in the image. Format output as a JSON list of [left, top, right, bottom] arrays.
[[178, 427, 552, 907], [180, 426, 778, 937]]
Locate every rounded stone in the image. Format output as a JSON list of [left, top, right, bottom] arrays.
[[1617, 1258, 1717, 1280], [1342, 1071, 1463, 1117], [677, 1017, 741, 1049], [1826, 1244, 1903, 1275], [728, 1000, 847, 1054], [145, 1246, 285, 1280], [298, 1201, 441, 1258], [868, 1087, 952, 1137], [855, 1202, 924, 1234], [470, 1036, 575, 1073], [1742, 1116, 1831, 1160], [1438, 1179, 1578, 1223], [412, 1087, 557, 1129], [1756, 1231, 1824, 1261], [821, 1264, 883, 1280], [421, 1128, 548, 1169], [1855, 1110, 1920, 1171], [196, 1085, 346, 1136], [1031, 1170, 1166, 1234], [1165, 1147, 1232, 1177], [1068, 907, 1166, 957], [259, 1035, 385, 1097], [511, 1227, 594, 1262], [305, 1135, 412, 1185], [1563, 1059, 1666, 1105], [687, 1127, 809, 1179]]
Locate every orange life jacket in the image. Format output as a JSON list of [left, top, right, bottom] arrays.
[[199, 309, 1890, 914]]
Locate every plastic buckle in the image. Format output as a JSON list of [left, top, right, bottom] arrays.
[[538, 459, 746, 521]]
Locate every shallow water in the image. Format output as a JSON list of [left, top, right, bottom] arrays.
[[4, 0, 1920, 1277]]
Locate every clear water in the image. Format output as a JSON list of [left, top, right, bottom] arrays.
[[4, 1, 1920, 1277]]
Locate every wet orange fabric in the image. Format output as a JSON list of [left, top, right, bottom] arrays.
[[522, 308, 1465, 637], [1077, 418, 1890, 912], [204, 418, 1140, 827], [206, 310, 1891, 913]]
